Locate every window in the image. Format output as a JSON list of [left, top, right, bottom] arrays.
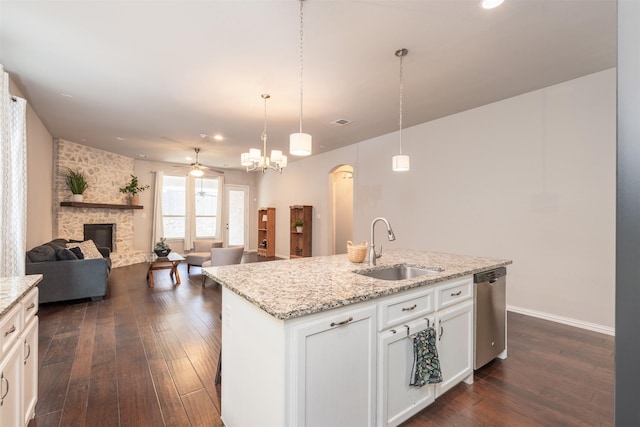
[[161, 175, 221, 240], [195, 177, 218, 238], [162, 175, 186, 239]]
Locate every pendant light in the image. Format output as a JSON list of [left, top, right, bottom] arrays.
[[289, 0, 312, 156], [241, 94, 287, 174], [392, 48, 410, 172]]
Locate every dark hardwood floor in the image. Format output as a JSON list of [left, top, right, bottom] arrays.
[[30, 259, 613, 426]]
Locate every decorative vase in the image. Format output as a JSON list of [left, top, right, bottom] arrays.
[[154, 249, 171, 257], [71, 194, 83, 202], [296, 226, 303, 233], [128, 195, 140, 205]]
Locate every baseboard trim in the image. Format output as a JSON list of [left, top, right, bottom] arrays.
[[507, 305, 615, 336]]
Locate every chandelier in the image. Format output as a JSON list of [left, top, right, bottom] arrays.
[[289, 0, 312, 156], [241, 94, 287, 174], [392, 48, 410, 172]]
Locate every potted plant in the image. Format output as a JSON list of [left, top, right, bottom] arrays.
[[119, 174, 149, 205], [154, 237, 171, 257], [293, 219, 304, 233], [61, 167, 89, 202]]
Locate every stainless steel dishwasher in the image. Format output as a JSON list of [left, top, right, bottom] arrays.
[[474, 267, 506, 369]]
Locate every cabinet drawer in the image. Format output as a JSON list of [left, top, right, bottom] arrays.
[[22, 287, 39, 322], [378, 288, 434, 331], [435, 278, 472, 310], [0, 303, 23, 357]]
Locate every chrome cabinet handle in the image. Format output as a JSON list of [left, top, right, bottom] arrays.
[[439, 320, 443, 341], [0, 373, 8, 407], [330, 317, 353, 327], [24, 341, 31, 365], [401, 304, 417, 312], [450, 291, 462, 297], [26, 302, 35, 311], [4, 325, 15, 337]]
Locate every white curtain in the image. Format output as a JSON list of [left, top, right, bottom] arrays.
[[184, 176, 196, 251], [0, 65, 27, 277], [151, 171, 164, 252]]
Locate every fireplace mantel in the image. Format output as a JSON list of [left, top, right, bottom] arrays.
[[60, 201, 143, 210]]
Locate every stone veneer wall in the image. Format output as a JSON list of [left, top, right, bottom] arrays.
[[54, 139, 145, 267]]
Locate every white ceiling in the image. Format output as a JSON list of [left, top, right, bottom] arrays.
[[0, 0, 616, 171]]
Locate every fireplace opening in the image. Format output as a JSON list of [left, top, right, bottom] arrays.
[[84, 223, 115, 252]]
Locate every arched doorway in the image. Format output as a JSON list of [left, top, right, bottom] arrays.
[[330, 165, 354, 254]]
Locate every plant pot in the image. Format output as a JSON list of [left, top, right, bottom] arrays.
[[71, 194, 84, 202], [296, 226, 303, 233], [128, 195, 140, 205], [154, 249, 171, 257]]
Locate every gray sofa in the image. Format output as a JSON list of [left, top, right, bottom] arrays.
[[25, 238, 111, 303]]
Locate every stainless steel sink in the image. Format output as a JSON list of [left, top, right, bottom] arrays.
[[355, 264, 444, 281]]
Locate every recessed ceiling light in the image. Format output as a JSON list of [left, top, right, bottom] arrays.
[[116, 137, 125, 141], [200, 133, 207, 138], [60, 93, 73, 98], [481, 0, 505, 9], [213, 134, 223, 141], [186, 156, 193, 161]]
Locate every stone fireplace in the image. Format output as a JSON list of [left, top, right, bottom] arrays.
[[54, 139, 145, 267]]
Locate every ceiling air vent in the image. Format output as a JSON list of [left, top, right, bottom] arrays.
[[331, 118, 352, 126]]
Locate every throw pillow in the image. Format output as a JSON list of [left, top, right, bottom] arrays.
[[27, 244, 56, 262], [47, 238, 69, 249], [66, 240, 103, 260], [68, 247, 84, 259], [55, 248, 78, 261]]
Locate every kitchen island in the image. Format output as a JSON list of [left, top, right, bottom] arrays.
[[204, 249, 511, 427]]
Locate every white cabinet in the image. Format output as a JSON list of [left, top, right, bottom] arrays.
[[0, 286, 39, 427], [22, 317, 38, 425], [377, 277, 473, 426], [293, 305, 377, 427], [435, 300, 474, 396], [378, 316, 435, 427], [0, 326, 22, 427]]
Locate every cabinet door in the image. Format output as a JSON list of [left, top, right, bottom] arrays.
[[22, 318, 38, 426], [435, 300, 473, 396], [294, 305, 377, 427], [0, 341, 22, 427], [378, 317, 435, 427]]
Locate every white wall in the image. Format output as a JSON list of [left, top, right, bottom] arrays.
[[257, 69, 616, 332], [9, 77, 54, 249]]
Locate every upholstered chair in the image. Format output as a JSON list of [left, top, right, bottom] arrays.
[[185, 239, 223, 273], [201, 246, 244, 286]]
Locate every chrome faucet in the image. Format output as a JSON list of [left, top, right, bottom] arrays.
[[369, 217, 396, 266]]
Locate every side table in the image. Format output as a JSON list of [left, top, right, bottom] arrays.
[[146, 252, 185, 288]]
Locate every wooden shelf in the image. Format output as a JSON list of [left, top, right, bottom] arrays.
[[258, 207, 276, 257], [60, 201, 143, 210], [290, 205, 312, 258]]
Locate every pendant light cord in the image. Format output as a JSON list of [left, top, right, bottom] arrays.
[[299, 0, 305, 134], [262, 94, 269, 156], [398, 52, 404, 155]]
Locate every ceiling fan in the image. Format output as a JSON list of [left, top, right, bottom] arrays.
[[196, 177, 217, 198], [173, 147, 224, 176]]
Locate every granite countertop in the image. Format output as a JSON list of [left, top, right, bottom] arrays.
[[203, 249, 511, 320], [0, 274, 42, 318]]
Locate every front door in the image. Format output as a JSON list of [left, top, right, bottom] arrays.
[[224, 184, 249, 248]]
